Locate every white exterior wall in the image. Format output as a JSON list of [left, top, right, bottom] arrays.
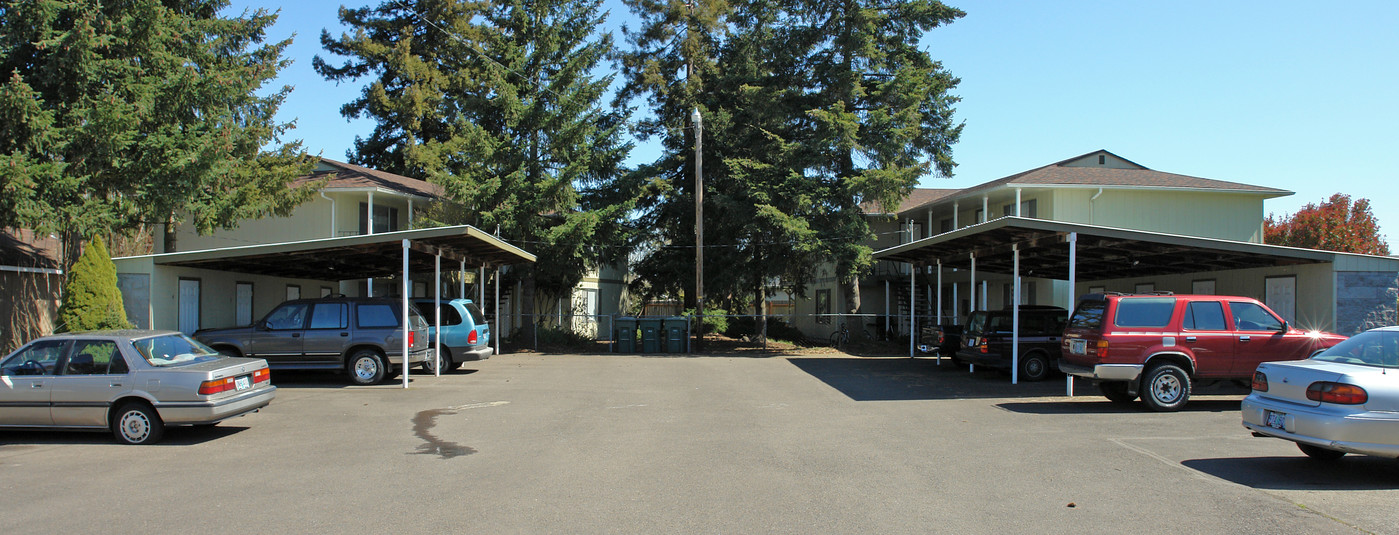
[[114, 257, 340, 331]]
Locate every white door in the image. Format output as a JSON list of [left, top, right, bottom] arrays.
[[236, 283, 254, 326], [178, 279, 200, 334], [1265, 276, 1297, 325]]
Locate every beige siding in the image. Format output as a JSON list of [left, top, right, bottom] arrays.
[[174, 192, 417, 252], [114, 259, 338, 331], [1051, 189, 1265, 242]]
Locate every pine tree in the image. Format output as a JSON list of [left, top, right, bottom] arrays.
[[317, 0, 631, 338], [0, 0, 318, 260], [56, 236, 131, 333], [791, 0, 965, 314]]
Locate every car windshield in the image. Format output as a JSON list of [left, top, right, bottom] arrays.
[[132, 334, 222, 367], [1313, 330, 1399, 369]]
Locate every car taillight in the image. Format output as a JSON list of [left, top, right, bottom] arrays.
[[1306, 382, 1367, 404], [979, 338, 988, 353], [409, 331, 416, 346], [1250, 371, 1268, 392], [1089, 340, 1108, 357], [254, 367, 271, 384], [468, 329, 478, 345], [937, 334, 945, 344]]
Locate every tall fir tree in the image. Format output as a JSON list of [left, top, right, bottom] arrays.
[[56, 236, 132, 332], [0, 0, 319, 261], [317, 0, 631, 338], [791, 0, 964, 314]]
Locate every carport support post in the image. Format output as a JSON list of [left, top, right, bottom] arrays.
[[937, 260, 942, 366], [969, 252, 976, 373], [909, 260, 916, 358], [435, 251, 442, 377], [1012, 244, 1020, 385], [1067, 232, 1078, 397], [402, 239, 410, 389], [494, 266, 501, 357]]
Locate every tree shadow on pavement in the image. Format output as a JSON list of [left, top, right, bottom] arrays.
[[786, 356, 1066, 401]]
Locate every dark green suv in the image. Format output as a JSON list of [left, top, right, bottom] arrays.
[[195, 296, 431, 385]]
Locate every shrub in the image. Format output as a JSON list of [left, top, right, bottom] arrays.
[[56, 236, 132, 332]]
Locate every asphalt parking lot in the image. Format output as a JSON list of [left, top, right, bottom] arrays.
[[2, 352, 1396, 534]]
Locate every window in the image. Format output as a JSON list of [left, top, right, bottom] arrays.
[[1001, 199, 1038, 218], [1002, 281, 1038, 308], [357, 303, 400, 328], [359, 203, 400, 234], [1098, 155, 1106, 165], [1191, 279, 1215, 295], [132, 334, 220, 367], [816, 289, 832, 324], [1067, 300, 1105, 330], [286, 285, 301, 300], [464, 303, 487, 326], [1134, 283, 1155, 294], [1182, 301, 1227, 331], [321, 286, 333, 297], [940, 218, 953, 234], [309, 303, 348, 329], [263, 303, 309, 330], [65, 340, 123, 375], [974, 208, 985, 223], [1114, 298, 1176, 328], [1230, 301, 1284, 331], [2, 339, 67, 376]]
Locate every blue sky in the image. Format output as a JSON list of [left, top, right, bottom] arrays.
[[227, 0, 1399, 243]]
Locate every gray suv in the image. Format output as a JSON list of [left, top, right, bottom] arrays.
[[195, 297, 431, 385]]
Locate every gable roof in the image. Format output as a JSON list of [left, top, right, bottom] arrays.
[[863, 188, 961, 215], [896, 150, 1293, 216], [297, 158, 444, 200]]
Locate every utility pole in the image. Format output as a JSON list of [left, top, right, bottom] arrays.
[[693, 107, 704, 351]]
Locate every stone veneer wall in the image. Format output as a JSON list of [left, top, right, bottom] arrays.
[[1335, 271, 1398, 335]]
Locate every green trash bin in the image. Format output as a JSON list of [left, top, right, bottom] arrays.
[[639, 317, 663, 353], [614, 317, 638, 353], [664, 317, 688, 353]]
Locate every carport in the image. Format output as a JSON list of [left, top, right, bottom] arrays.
[[124, 224, 535, 388], [873, 216, 1351, 386]]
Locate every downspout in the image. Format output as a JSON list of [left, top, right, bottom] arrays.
[[320, 191, 335, 238], [1089, 188, 1103, 225]]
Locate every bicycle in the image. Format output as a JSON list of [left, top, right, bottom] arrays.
[[830, 322, 850, 349]]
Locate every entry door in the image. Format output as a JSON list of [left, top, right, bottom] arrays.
[[178, 279, 201, 334], [236, 283, 254, 326], [1265, 276, 1296, 325]]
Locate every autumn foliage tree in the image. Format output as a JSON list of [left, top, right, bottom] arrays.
[[1264, 193, 1389, 255]]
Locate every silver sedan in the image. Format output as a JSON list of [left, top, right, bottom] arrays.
[[1242, 326, 1399, 460], [1, 330, 276, 444]]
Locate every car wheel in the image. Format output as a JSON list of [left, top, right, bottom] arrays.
[[1098, 381, 1137, 404], [1297, 443, 1346, 461], [423, 349, 444, 374], [347, 349, 386, 385], [214, 346, 241, 358], [111, 402, 164, 445], [1019, 352, 1051, 382], [1140, 363, 1191, 412]]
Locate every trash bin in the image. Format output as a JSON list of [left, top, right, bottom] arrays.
[[639, 317, 663, 353], [614, 317, 638, 353], [663, 316, 688, 353]]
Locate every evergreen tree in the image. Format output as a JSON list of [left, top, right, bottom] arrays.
[[317, 0, 631, 338], [56, 236, 131, 333], [614, 0, 729, 308], [791, 0, 965, 314], [0, 0, 319, 260]]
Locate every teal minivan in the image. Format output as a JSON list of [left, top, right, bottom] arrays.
[[413, 298, 492, 373]]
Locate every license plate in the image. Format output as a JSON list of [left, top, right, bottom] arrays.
[[235, 375, 251, 391], [1070, 339, 1086, 355], [1265, 410, 1286, 430]]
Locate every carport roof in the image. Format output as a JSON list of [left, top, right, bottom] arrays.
[[123, 225, 533, 280], [873, 217, 1347, 282]]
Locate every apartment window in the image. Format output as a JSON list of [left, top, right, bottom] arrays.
[[286, 284, 301, 300], [358, 203, 401, 234], [939, 218, 953, 234], [1098, 155, 1106, 165], [1001, 281, 1037, 308], [816, 289, 832, 325], [1001, 199, 1037, 218]]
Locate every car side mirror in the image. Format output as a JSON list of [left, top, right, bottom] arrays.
[[1278, 321, 1289, 333], [256, 320, 270, 331]]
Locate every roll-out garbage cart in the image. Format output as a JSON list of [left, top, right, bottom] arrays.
[[639, 317, 663, 353], [663, 317, 688, 353], [614, 317, 638, 353]]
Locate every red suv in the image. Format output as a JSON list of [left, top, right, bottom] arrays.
[[1059, 293, 1346, 411]]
